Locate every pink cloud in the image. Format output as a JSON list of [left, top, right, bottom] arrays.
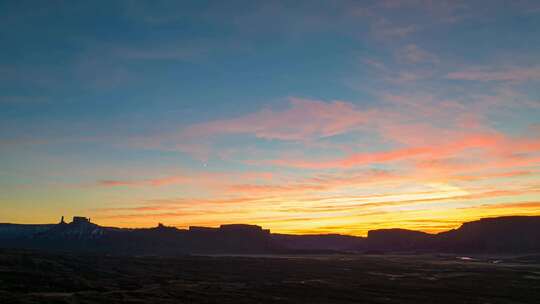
[[181, 98, 370, 141], [133, 90, 535, 168], [270, 132, 502, 169]]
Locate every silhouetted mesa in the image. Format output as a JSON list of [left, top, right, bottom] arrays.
[[0, 216, 539, 254], [72, 216, 91, 225], [436, 216, 540, 253], [367, 229, 433, 252], [271, 233, 366, 253]]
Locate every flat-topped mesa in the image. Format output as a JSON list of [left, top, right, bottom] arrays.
[[189, 226, 218, 232], [220, 224, 261, 230], [367, 228, 433, 251], [72, 216, 91, 225], [220, 224, 270, 234], [188, 224, 270, 234], [459, 215, 540, 229]]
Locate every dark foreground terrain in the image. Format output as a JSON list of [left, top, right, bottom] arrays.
[[1, 250, 539, 303]]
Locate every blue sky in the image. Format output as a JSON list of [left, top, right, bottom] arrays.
[[1, 1, 539, 234]]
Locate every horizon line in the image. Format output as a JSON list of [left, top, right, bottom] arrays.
[[2, 214, 538, 237]]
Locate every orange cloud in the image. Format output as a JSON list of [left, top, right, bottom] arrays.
[[88, 175, 540, 235], [270, 132, 503, 169]]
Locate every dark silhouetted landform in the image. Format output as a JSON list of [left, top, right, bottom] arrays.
[[1, 216, 539, 254]]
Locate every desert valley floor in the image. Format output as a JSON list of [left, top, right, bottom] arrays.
[[1, 249, 539, 303]]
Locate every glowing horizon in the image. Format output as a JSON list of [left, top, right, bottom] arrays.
[[1, 1, 539, 236]]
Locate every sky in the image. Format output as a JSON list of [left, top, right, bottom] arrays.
[[1, 0, 539, 235]]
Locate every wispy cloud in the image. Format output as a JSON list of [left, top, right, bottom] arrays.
[[97, 171, 273, 188], [372, 23, 419, 39], [90, 181, 540, 234], [98, 176, 188, 187], [181, 98, 371, 141], [447, 66, 540, 82], [395, 44, 439, 64], [115, 44, 205, 61], [267, 130, 539, 171]]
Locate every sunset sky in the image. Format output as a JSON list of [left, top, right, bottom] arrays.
[[1, 1, 539, 235]]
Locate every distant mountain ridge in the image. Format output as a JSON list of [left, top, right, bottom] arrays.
[[1, 216, 539, 254]]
